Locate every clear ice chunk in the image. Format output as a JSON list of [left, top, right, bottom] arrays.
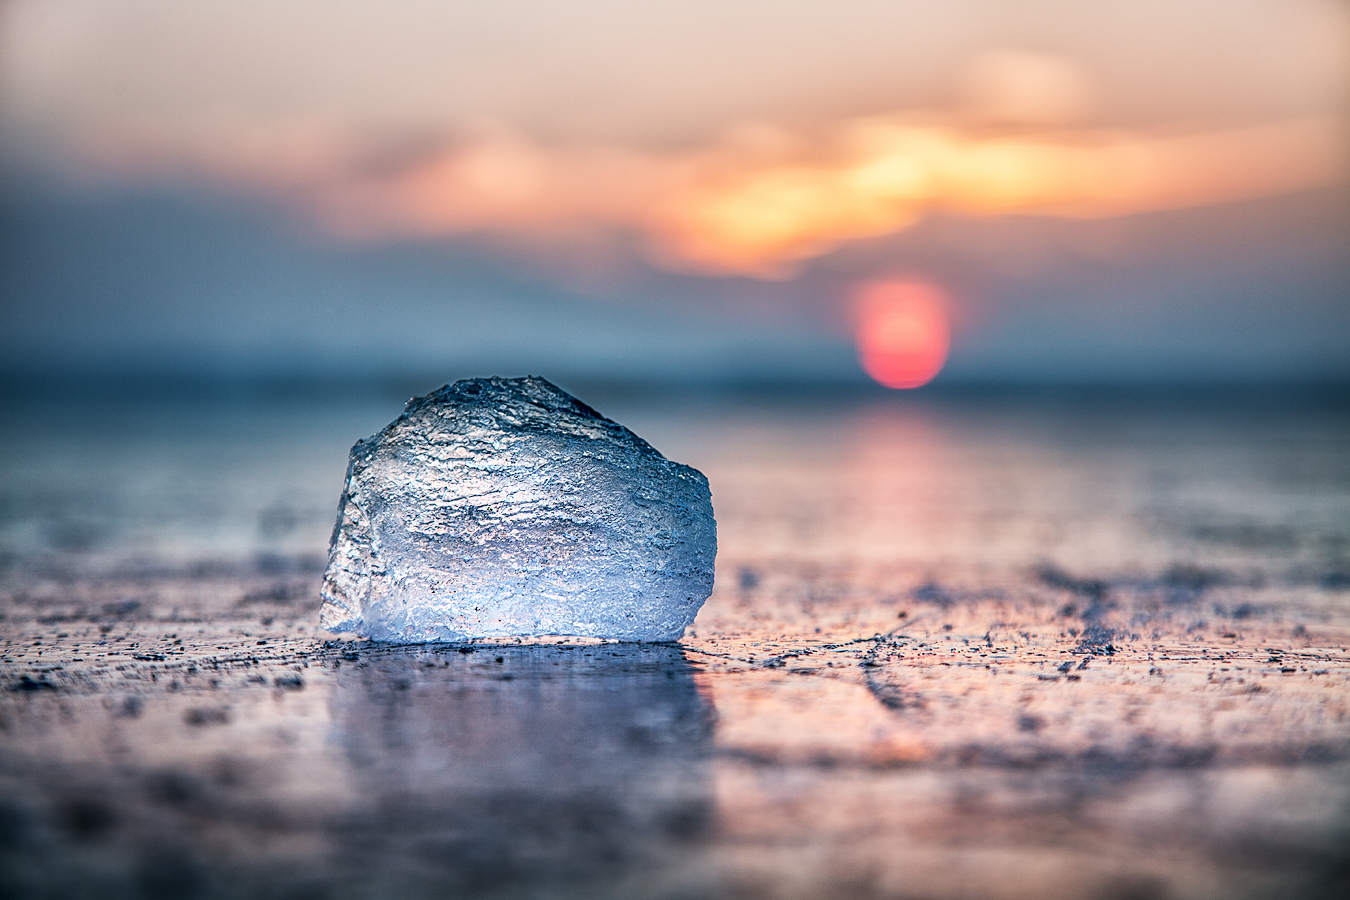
[[319, 377, 717, 642]]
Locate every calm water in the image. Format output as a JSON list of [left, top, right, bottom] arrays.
[[2, 386, 1348, 899]]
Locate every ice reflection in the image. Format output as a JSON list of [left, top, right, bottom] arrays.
[[328, 643, 716, 898]]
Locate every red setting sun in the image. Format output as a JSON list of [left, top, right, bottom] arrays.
[[855, 280, 951, 389]]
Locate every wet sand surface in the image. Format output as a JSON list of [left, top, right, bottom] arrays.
[[2, 389, 1348, 899]]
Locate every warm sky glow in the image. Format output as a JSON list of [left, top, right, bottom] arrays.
[[1, 2, 1346, 278], [855, 281, 951, 389]]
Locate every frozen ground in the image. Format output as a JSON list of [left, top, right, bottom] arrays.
[[1, 386, 1348, 899]]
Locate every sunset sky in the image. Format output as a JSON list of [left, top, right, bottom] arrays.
[[2, 1, 1347, 385]]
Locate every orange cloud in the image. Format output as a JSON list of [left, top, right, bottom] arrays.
[[644, 116, 1346, 275], [74, 113, 1349, 278]]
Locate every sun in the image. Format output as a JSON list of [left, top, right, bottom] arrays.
[[855, 280, 950, 389]]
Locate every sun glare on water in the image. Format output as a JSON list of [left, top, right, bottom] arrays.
[[855, 281, 951, 389]]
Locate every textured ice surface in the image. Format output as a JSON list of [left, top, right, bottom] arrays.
[[319, 377, 716, 642]]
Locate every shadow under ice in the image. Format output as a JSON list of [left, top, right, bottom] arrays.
[[326, 642, 717, 899]]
